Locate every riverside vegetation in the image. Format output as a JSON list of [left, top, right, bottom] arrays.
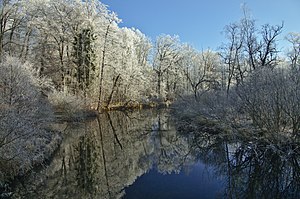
[[0, 0, 299, 197]]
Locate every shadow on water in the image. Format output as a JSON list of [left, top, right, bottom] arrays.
[[11, 109, 300, 199]]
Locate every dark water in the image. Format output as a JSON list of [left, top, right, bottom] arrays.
[[12, 109, 300, 199]]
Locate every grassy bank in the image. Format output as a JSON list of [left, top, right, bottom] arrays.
[[171, 92, 299, 144]]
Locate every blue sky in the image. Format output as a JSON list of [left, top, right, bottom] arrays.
[[101, 0, 300, 51]]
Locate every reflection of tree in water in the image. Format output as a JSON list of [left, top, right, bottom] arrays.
[[64, 111, 154, 199], [189, 131, 300, 199], [12, 110, 193, 199], [153, 112, 193, 174], [227, 141, 300, 199], [74, 122, 102, 197], [12, 110, 300, 198]]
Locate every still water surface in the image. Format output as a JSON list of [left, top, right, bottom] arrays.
[[12, 109, 300, 198]]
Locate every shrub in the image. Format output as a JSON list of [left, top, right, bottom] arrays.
[[0, 56, 56, 181], [48, 90, 94, 121]]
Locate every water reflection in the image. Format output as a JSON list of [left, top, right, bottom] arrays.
[[12, 109, 300, 198], [190, 132, 300, 198]]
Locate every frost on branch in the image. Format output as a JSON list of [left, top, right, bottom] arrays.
[[0, 56, 57, 181]]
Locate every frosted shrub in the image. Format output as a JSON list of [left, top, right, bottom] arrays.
[[48, 90, 90, 120], [0, 57, 55, 181]]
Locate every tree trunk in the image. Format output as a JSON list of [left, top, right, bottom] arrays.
[[157, 72, 161, 97], [106, 74, 120, 109], [97, 23, 111, 111]]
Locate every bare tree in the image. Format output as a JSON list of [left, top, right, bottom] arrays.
[[220, 8, 283, 94], [220, 23, 244, 94], [258, 23, 283, 68]]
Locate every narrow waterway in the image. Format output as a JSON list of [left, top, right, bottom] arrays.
[[11, 109, 300, 199]]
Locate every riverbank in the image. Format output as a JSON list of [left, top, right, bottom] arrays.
[[54, 100, 172, 122], [171, 96, 299, 144], [171, 97, 231, 136], [100, 100, 172, 112], [10, 107, 300, 199], [171, 102, 300, 198]]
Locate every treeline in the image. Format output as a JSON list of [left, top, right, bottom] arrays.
[[1, 1, 299, 109], [173, 11, 300, 137], [182, 11, 300, 137], [0, 0, 231, 110], [1, 0, 151, 111]]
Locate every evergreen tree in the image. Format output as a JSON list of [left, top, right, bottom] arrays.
[[73, 28, 97, 94]]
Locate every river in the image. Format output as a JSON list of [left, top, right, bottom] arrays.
[[11, 109, 300, 198]]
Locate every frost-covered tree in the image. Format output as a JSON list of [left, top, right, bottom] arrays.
[[282, 69, 300, 135], [180, 46, 221, 101], [107, 27, 149, 106], [72, 28, 97, 94], [94, 27, 152, 108], [0, 56, 54, 179], [286, 32, 300, 69], [0, 0, 32, 59], [93, 5, 121, 110], [237, 67, 299, 135], [152, 35, 182, 99], [25, 0, 84, 90]]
